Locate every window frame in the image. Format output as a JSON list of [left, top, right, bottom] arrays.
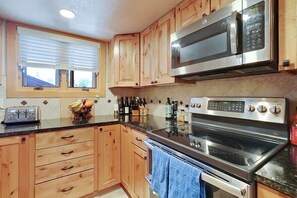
[[6, 21, 106, 98], [67, 70, 97, 89]]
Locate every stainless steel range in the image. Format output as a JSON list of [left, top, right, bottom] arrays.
[[145, 97, 289, 198]]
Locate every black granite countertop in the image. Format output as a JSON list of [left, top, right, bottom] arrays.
[[0, 115, 172, 137], [255, 144, 297, 198]]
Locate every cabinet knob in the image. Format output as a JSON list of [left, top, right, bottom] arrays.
[[202, 13, 208, 17], [136, 83, 138, 86], [211, 9, 216, 13], [151, 81, 154, 84], [21, 137, 26, 142], [100, 128, 103, 132], [154, 81, 157, 83], [283, 59, 290, 67]]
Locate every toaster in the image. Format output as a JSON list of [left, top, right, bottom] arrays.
[[3, 106, 41, 124]]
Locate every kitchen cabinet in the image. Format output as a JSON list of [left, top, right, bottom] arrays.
[[35, 128, 95, 198], [97, 125, 121, 191], [210, 0, 234, 13], [109, 34, 140, 87], [0, 135, 31, 198], [140, 10, 187, 86], [175, 0, 210, 31], [120, 125, 132, 194], [257, 183, 292, 198], [279, 0, 297, 71], [140, 22, 157, 86], [130, 129, 149, 198]]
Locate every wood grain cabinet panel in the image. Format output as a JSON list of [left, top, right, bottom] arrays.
[[140, 23, 158, 86], [257, 183, 292, 198], [35, 169, 94, 198], [97, 125, 121, 191], [279, 0, 297, 71], [120, 125, 132, 194], [36, 127, 94, 149], [210, 0, 234, 13], [109, 34, 140, 87], [175, 0, 210, 31], [0, 135, 31, 198], [36, 141, 94, 166]]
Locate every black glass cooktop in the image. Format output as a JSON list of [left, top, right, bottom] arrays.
[[151, 123, 279, 167]]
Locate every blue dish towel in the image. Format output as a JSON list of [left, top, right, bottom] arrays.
[[168, 156, 206, 198], [150, 147, 170, 198]]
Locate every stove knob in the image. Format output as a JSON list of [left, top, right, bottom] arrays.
[[269, 106, 281, 114], [195, 103, 201, 108], [190, 142, 195, 147], [246, 105, 255, 112], [190, 103, 195, 108], [257, 105, 267, 113]]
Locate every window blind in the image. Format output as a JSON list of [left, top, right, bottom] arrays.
[[17, 27, 100, 72]]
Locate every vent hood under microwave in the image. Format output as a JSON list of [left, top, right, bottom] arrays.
[[170, 0, 278, 81]]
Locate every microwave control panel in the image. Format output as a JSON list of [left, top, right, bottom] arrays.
[[243, 1, 265, 52]]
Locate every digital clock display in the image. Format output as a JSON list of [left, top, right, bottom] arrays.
[[208, 101, 245, 113]]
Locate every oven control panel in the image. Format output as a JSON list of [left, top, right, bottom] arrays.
[[189, 97, 287, 124]]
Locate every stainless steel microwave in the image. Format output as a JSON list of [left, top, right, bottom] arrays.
[[170, 0, 278, 81]]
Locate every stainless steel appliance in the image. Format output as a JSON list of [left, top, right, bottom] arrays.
[[145, 97, 289, 198], [170, 0, 278, 80], [3, 106, 41, 124]]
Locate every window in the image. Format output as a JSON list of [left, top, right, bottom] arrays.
[[5, 21, 106, 98], [17, 27, 100, 89]]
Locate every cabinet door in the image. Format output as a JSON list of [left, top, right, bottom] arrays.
[[156, 9, 176, 84], [140, 23, 157, 86], [120, 125, 132, 193], [97, 125, 121, 191], [0, 135, 31, 198], [257, 183, 292, 198], [279, 0, 297, 71], [114, 34, 140, 87], [210, 0, 234, 13], [132, 145, 148, 198], [175, 0, 210, 31]]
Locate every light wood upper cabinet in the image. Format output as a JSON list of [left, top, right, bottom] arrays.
[[140, 23, 157, 86], [0, 135, 31, 198], [257, 183, 292, 198], [156, 9, 176, 84], [109, 34, 140, 87], [97, 125, 121, 191], [279, 0, 297, 71], [175, 0, 210, 31], [210, 0, 234, 13], [120, 125, 132, 194]]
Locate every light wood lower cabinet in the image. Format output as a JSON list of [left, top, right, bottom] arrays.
[[257, 183, 292, 198], [97, 125, 121, 191], [120, 125, 132, 194], [0, 135, 31, 198], [35, 128, 95, 198]]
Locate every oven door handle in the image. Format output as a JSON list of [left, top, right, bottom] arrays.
[[230, 10, 239, 55], [201, 173, 246, 198]]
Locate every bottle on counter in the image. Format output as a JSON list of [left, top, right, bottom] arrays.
[[172, 100, 178, 120], [184, 104, 190, 123], [165, 98, 172, 120], [114, 96, 119, 118], [124, 97, 130, 115], [119, 97, 124, 115], [291, 114, 297, 146]]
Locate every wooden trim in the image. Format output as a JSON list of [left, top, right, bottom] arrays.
[[0, 136, 20, 145], [94, 126, 98, 191], [6, 21, 106, 98], [19, 135, 30, 198], [29, 134, 35, 198]]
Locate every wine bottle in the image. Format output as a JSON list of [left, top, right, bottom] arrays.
[[124, 97, 130, 115], [165, 98, 172, 120], [119, 97, 124, 115]]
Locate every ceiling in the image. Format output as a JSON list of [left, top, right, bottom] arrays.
[[0, 0, 182, 41]]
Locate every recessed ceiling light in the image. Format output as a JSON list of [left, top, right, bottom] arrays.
[[59, 9, 76, 19]]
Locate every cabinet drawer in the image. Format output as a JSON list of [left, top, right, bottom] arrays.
[[131, 129, 147, 151], [35, 169, 94, 198], [36, 141, 94, 166], [36, 128, 94, 150], [35, 155, 94, 184]]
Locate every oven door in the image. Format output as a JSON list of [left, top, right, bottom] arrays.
[[144, 139, 253, 198], [170, 0, 243, 77]]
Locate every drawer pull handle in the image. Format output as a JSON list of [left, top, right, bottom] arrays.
[[61, 165, 74, 171], [61, 186, 74, 193], [136, 137, 143, 142], [61, 151, 74, 155], [61, 135, 74, 140]]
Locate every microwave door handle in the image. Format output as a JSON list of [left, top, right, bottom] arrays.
[[230, 11, 238, 54]]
